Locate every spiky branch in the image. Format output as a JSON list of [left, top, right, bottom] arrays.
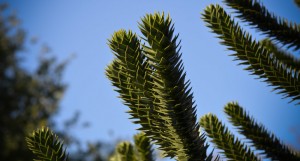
[[202, 4, 300, 104], [200, 114, 259, 161], [110, 133, 154, 161], [224, 102, 300, 160], [139, 13, 209, 160], [26, 127, 68, 161], [110, 142, 136, 161], [134, 133, 154, 161], [106, 13, 213, 161], [223, 0, 300, 50], [260, 39, 300, 70]]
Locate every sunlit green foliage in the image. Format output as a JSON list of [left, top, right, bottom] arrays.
[[26, 127, 68, 161], [202, 4, 300, 104], [133, 133, 154, 161], [200, 113, 259, 161], [26, 1, 300, 161], [224, 102, 300, 160], [109, 133, 154, 161], [106, 13, 214, 161], [201, 103, 300, 160], [223, 0, 300, 50]]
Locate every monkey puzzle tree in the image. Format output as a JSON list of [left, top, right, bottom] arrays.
[[27, 13, 217, 161], [26, 0, 300, 161]]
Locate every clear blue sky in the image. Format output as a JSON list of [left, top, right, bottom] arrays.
[[4, 0, 300, 159]]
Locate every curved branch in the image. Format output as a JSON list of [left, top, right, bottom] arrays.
[[200, 114, 259, 161], [223, 0, 300, 50], [139, 13, 209, 160], [107, 14, 212, 160], [224, 102, 300, 160], [202, 4, 300, 104]]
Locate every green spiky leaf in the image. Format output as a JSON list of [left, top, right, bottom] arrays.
[[106, 13, 212, 161], [134, 133, 154, 161], [224, 102, 300, 160], [260, 39, 300, 71], [110, 142, 136, 161], [223, 0, 300, 50], [200, 114, 259, 161], [202, 4, 300, 104], [26, 127, 68, 161]]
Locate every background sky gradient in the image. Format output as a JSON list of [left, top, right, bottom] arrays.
[[4, 0, 300, 160]]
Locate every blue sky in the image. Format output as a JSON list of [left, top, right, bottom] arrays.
[[4, 0, 300, 159]]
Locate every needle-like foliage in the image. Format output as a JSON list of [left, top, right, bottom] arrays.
[[25, 1, 300, 161], [106, 13, 213, 161], [200, 114, 259, 161], [224, 102, 300, 160], [110, 142, 136, 161], [223, 0, 300, 50], [202, 4, 300, 104], [110, 141, 138, 161], [106, 30, 155, 135], [134, 133, 154, 161], [110, 133, 154, 161], [260, 39, 300, 70], [26, 127, 68, 161], [201, 1, 300, 160], [201, 102, 300, 160]]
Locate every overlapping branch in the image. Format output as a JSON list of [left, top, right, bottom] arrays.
[[202, 4, 300, 104], [106, 13, 213, 161], [223, 0, 300, 50], [200, 114, 259, 161]]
